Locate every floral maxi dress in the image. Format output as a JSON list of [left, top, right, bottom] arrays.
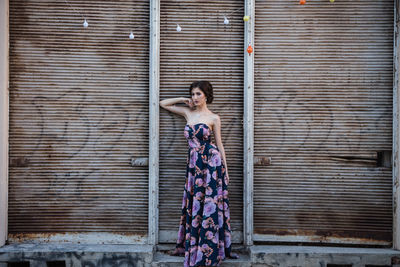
[[175, 122, 233, 267]]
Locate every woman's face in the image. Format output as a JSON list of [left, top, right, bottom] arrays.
[[191, 87, 207, 106]]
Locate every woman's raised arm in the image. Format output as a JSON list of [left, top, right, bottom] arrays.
[[159, 97, 192, 118]]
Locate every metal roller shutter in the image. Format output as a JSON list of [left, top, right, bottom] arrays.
[[254, 0, 394, 244], [159, 0, 244, 243], [8, 0, 149, 235]]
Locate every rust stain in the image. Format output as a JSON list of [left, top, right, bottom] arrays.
[[255, 229, 392, 244], [8, 232, 147, 243], [9, 157, 30, 167]]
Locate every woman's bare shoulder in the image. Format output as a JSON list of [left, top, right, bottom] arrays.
[[209, 112, 221, 125]]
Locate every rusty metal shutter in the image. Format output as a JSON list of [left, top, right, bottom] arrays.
[[159, 0, 244, 243], [254, 0, 394, 244], [8, 0, 149, 235]]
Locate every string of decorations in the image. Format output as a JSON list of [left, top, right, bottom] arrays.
[[64, 1, 245, 35], [63, 0, 336, 54]]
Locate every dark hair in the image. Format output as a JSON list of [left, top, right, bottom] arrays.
[[189, 81, 214, 104]]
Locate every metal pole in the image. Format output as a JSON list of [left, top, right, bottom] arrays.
[[0, 0, 9, 248], [243, 0, 255, 248], [148, 0, 160, 246]]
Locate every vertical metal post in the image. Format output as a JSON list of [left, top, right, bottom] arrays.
[[394, 0, 400, 250], [0, 0, 9, 248], [148, 0, 160, 246], [243, 0, 255, 247]]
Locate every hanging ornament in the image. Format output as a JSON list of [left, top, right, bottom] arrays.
[[224, 16, 230, 25], [129, 32, 135, 39], [330, 0, 335, 2], [243, 16, 250, 22], [299, 0, 306, 4], [176, 24, 182, 32], [247, 44, 253, 56], [83, 19, 88, 28]]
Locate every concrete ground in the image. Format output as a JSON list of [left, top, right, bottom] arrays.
[[1, 243, 400, 266]]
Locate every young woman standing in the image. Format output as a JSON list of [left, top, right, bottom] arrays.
[[160, 81, 239, 267]]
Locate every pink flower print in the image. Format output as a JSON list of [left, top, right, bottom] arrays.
[[226, 218, 231, 229], [184, 254, 189, 267], [195, 138, 202, 148], [212, 233, 219, 244], [212, 170, 217, 180], [182, 190, 187, 207], [204, 168, 211, 184], [195, 248, 204, 264], [206, 186, 213, 196], [189, 246, 197, 253], [202, 217, 214, 229], [218, 200, 224, 210], [202, 127, 210, 137], [223, 189, 229, 199], [177, 225, 185, 243], [208, 149, 221, 167], [223, 203, 230, 218], [192, 199, 201, 216], [187, 172, 195, 193], [199, 145, 205, 154], [201, 155, 208, 164], [195, 191, 204, 201], [195, 177, 203, 187], [190, 247, 198, 266], [189, 149, 198, 168], [218, 242, 225, 258], [218, 211, 224, 227], [206, 259, 212, 266], [205, 230, 214, 240], [188, 139, 195, 148], [217, 187, 223, 197], [202, 243, 213, 258], [224, 174, 229, 185], [190, 236, 197, 246], [224, 230, 232, 248], [221, 165, 226, 173], [203, 197, 217, 217], [192, 215, 200, 228], [184, 128, 189, 139], [195, 165, 202, 175]]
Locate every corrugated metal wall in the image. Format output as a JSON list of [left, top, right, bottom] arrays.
[[158, 0, 244, 243], [8, 0, 396, 245], [8, 0, 149, 233], [254, 0, 394, 244]]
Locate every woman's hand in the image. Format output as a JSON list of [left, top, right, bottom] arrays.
[[182, 98, 194, 108]]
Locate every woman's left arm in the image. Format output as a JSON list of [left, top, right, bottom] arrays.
[[213, 115, 230, 184]]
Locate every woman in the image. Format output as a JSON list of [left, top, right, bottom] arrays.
[[159, 81, 239, 267]]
